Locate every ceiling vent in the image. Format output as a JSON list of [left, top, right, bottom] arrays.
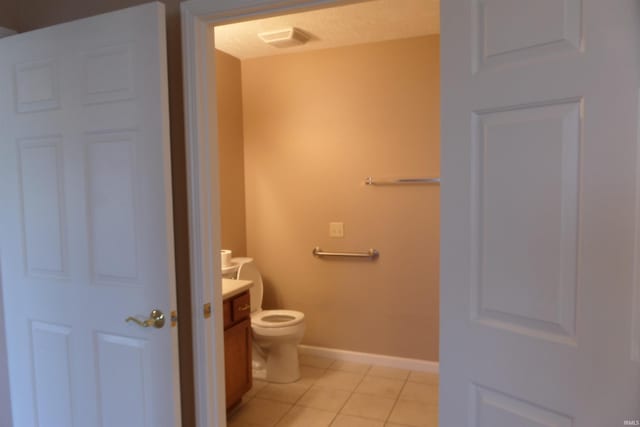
[[257, 27, 309, 48]]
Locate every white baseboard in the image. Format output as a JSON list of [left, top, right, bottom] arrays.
[[298, 344, 439, 373], [0, 27, 16, 38]]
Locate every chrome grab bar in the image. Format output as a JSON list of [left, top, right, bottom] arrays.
[[312, 246, 379, 260], [364, 177, 440, 186]]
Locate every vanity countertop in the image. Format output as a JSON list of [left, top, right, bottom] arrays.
[[222, 278, 253, 300]]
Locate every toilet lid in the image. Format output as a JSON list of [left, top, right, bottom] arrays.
[[251, 309, 305, 328]]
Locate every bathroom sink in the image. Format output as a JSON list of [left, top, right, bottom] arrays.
[[222, 278, 253, 299], [222, 261, 240, 276]]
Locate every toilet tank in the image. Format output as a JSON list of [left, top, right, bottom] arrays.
[[233, 257, 263, 313]]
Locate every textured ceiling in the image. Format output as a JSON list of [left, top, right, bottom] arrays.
[[213, 0, 439, 60]]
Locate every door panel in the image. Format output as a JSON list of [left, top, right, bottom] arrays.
[[18, 136, 68, 278], [31, 321, 74, 426], [0, 3, 180, 426], [84, 44, 135, 105], [471, 383, 574, 427], [86, 130, 139, 284], [96, 333, 151, 427], [15, 59, 61, 113], [472, 0, 582, 73], [471, 99, 580, 344], [441, 0, 640, 425]]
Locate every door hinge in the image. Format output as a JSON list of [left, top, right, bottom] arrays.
[[170, 310, 178, 328], [203, 303, 212, 319]]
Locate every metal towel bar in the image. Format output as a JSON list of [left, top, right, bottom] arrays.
[[312, 246, 379, 260], [364, 177, 440, 186]]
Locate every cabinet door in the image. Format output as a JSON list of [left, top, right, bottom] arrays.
[[223, 300, 232, 329], [224, 318, 252, 409]]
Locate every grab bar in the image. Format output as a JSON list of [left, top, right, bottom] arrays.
[[364, 177, 440, 186], [312, 246, 379, 260]]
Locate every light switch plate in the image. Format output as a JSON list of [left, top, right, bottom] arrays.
[[329, 222, 344, 238]]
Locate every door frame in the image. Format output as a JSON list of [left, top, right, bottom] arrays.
[[180, 1, 419, 425]]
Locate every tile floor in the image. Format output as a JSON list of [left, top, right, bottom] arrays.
[[227, 355, 438, 427]]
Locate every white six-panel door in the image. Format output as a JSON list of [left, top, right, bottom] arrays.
[[0, 3, 181, 426], [441, 0, 640, 426]]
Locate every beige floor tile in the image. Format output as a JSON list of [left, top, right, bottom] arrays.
[[387, 400, 438, 427], [297, 385, 351, 412], [293, 376, 316, 388], [407, 371, 438, 385], [300, 366, 327, 380], [340, 393, 396, 421], [399, 382, 438, 405], [315, 370, 364, 392], [367, 365, 410, 380], [299, 354, 335, 369], [245, 379, 269, 398], [296, 366, 327, 387], [227, 417, 263, 427], [226, 400, 247, 423], [228, 397, 292, 427], [355, 376, 405, 399], [328, 360, 371, 375], [257, 382, 311, 404], [331, 414, 385, 427], [275, 405, 336, 427], [300, 365, 326, 378]]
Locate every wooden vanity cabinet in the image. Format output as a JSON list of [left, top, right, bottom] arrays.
[[223, 290, 252, 410]]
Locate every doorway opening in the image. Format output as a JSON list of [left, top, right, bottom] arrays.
[[207, 0, 441, 425]]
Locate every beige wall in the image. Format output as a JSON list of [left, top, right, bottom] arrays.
[[241, 36, 440, 361], [216, 50, 248, 257], [5, 1, 195, 425]]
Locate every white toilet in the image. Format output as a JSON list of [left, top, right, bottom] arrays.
[[233, 257, 305, 383]]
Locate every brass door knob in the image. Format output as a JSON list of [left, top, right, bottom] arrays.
[[126, 309, 166, 329]]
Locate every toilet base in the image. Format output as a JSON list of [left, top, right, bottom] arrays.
[[252, 365, 267, 381], [252, 342, 301, 383], [266, 342, 300, 383]]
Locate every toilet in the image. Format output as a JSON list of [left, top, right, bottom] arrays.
[[233, 257, 305, 383]]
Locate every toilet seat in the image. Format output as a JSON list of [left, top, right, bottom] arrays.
[[251, 309, 305, 328]]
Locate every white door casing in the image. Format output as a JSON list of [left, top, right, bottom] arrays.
[[441, 0, 640, 426], [0, 3, 181, 426]]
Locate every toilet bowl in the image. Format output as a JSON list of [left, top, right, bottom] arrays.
[[233, 257, 305, 383]]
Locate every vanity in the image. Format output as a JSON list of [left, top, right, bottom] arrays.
[[222, 279, 253, 409]]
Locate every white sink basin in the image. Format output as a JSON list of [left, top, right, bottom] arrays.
[[222, 261, 240, 276], [222, 278, 253, 300]]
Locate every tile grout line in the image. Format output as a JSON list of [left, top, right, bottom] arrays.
[[384, 375, 410, 426], [329, 363, 372, 426], [301, 361, 344, 427], [287, 358, 371, 427], [268, 383, 305, 427], [270, 360, 344, 427], [270, 365, 328, 427]]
